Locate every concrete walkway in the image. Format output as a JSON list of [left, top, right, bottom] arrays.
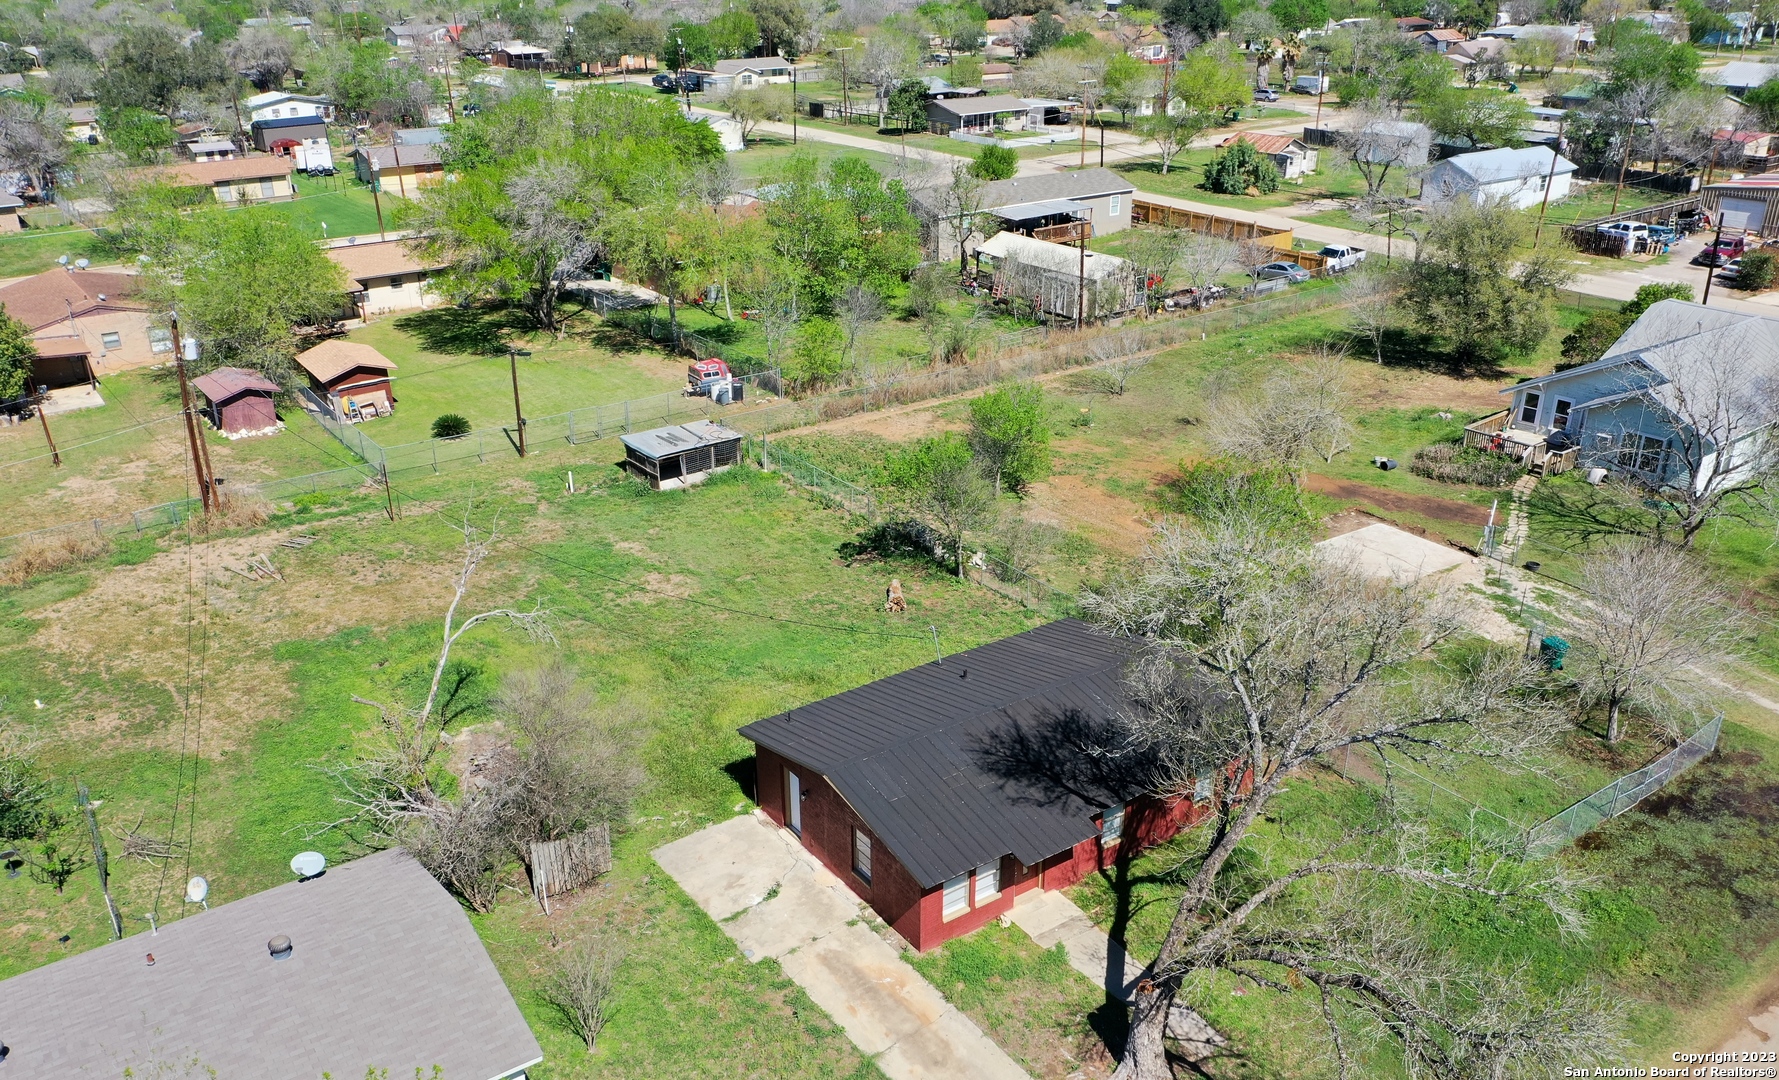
[[653, 813, 1031, 1080], [1008, 889, 1225, 1058]]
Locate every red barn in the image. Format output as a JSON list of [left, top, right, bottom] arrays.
[[739, 619, 1208, 953], [193, 366, 282, 437]]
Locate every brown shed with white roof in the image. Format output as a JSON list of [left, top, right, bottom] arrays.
[[296, 339, 398, 421]]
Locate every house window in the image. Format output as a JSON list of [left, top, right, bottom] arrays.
[[1617, 434, 1668, 475], [852, 829, 872, 884], [390, 276, 405, 287], [1553, 399, 1573, 430], [942, 873, 970, 919], [1111, 194, 1122, 216], [1519, 391, 1542, 425], [149, 328, 172, 353], [1100, 805, 1125, 846], [100, 331, 121, 351], [974, 860, 1000, 903]]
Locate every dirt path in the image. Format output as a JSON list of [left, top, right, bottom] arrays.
[[1304, 475, 1491, 530]]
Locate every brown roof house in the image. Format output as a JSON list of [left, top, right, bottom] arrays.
[[194, 366, 283, 437], [326, 239, 447, 319], [157, 155, 296, 203], [354, 143, 445, 198], [297, 339, 397, 421], [1218, 132, 1319, 179], [0, 190, 24, 232], [0, 267, 160, 386], [0, 849, 543, 1079]]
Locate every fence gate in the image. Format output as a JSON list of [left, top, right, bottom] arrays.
[[527, 823, 613, 914]]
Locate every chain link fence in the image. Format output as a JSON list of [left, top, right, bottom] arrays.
[[1525, 714, 1723, 856]]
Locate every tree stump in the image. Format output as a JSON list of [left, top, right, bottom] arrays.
[[885, 578, 906, 613]]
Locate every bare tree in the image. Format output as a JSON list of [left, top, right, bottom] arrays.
[[1071, 335, 1154, 395], [228, 27, 298, 89], [1206, 351, 1353, 477], [1342, 265, 1394, 364], [543, 935, 627, 1051], [1173, 232, 1237, 301], [1338, 104, 1425, 201], [1080, 511, 1620, 1080], [1234, 237, 1279, 291], [1571, 541, 1742, 743], [0, 97, 69, 197], [499, 662, 643, 844], [837, 282, 885, 373], [921, 160, 989, 278]]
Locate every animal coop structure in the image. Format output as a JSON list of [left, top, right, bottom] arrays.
[[620, 419, 744, 490], [975, 231, 1138, 322]]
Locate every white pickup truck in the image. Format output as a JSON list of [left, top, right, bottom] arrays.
[[1318, 244, 1368, 272]]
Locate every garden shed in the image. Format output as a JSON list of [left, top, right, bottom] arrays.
[[194, 366, 282, 437], [620, 420, 743, 490], [295, 339, 398, 422]]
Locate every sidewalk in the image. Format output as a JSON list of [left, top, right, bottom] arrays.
[[653, 813, 1031, 1080]]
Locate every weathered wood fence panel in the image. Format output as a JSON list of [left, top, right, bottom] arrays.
[[528, 823, 613, 913]]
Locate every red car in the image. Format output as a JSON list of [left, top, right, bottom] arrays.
[[1696, 235, 1747, 267]]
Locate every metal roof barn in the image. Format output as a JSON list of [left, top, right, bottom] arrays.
[[620, 419, 745, 490]]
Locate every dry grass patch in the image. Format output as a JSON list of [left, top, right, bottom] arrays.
[[0, 533, 112, 585]]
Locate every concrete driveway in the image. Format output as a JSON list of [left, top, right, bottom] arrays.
[[654, 813, 1031, 1080]]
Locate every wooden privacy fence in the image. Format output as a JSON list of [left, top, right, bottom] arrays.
[[1131, 199, 1295, 247], [528, 823, 613, 914]]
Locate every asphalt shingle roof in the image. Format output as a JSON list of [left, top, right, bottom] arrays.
[[740, 619, 1153, 888]]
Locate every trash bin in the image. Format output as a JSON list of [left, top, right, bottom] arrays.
[[1539, 635, 1570, 671], [732, 379, 744, 402]]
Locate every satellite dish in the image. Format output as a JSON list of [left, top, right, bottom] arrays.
[[136, 254, 151, 265], [56, 254, 67, 265], [290, 851, 326, 879], [74, 258, 89, 269], [184, 876, 208, 903]]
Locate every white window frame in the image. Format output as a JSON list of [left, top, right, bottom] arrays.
[[1110, 193, 1122, 216], [1519, 391, 1542, 426], [99, 331, 122, 351], [852, 829, 872, 884], [974, 860, 1000, 903], [942, 873, 970, 919], [1100, 805, 1125, 846]]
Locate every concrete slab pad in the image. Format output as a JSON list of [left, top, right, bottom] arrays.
[[652, 813, 796, 921], [727, 860, 859, 962], [778, 922, 946, 1055], [1316, 522, 1470, 582], [876, 1005, 1032, 1080], [40, 385, 103, 415], [1008, 889, 1078, 942]]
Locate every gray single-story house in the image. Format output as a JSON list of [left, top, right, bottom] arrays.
[[918, 168, 1135, 257], [0, 849, 542, 1079], [924, 94, 1051, 135], [1708, 59, 1779, 96], [1421, 146, 1576, 210], [1467, 300, 1779, 487]]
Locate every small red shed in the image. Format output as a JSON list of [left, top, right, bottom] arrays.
[[295, 340, 398, 422], [193, 366, 282, 437], [739, 619, 1208, 953]]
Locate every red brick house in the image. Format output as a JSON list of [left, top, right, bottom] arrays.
[[740, 619, 1207, 953]]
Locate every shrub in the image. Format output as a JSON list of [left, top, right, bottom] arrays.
[[1157, 460, 1313, 541], [1408, 442, 1522, 487], [0, 533, 112, 585], [431, 413, 471, 439], [1201, 139, 1281, 195], [970, 144, 1019, 181], [1737, 250, 1777, 292]]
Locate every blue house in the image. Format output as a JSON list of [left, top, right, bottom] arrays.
[[1465, 300, 1779, 489]]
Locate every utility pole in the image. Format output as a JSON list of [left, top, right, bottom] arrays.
[[1076, 210, 1088, 331], [369, 157, 387, 241], [509, 347, 531, 457], [33, 384, 59, 466], [837, 47, 851, 125], [791, 65, 798, 144], [1609, 119, 1634, 216], [1533, 116, 1567, 244], [1078, 69, 1094, 169], [77, 783, 122, 941], [1314, 57, 1327, 127], [170, 314, 214, 515]]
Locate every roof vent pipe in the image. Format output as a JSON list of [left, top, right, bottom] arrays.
[[268, 935, 293, 961]]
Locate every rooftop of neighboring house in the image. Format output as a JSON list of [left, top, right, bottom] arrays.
[[619, 419, 746, 459], [708, 55, 790, 75], [493, 39, 549, 55], [0, 849, 542, 1079], [739, 619, 1155, 888], [65, 104, 97, 124], [325, 239, 445, 283], [965, 168, 1134, 212], [357, 143, 445, 169], [187, 140, 237, 155], [394, 126, 446, 145], [1418, 27, 1469, 41], [1706, 60, 1779, 88], [155, 155, 295, 186], [1219, 132, 1308, 155], [243, 90, 333, 110], [1435, 145, 1576, 182], [1395, 16, 1434, 29], [0, 268, 142, 330], [252, 115, 329, 131], [296, 339, 398, 382], [926, 93, 1035, 116]]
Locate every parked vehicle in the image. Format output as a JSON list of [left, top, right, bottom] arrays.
[[1720, 257, 1743, 282], [686, 358, 742, 403], [651, 73, 678, 91], [1694, 235, 1748, 267], [1253, 86, 1280, 102], [1257, 261, 1312, 283], [1675, 209, 1709, 233], [1317, 244, 1367, 272], [1645, 224, 1678, 245], [1292, 74, 1329, 94], [1162, 284, 1227, 310]]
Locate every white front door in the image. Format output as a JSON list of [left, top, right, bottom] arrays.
[[787, 769, 802, 834]]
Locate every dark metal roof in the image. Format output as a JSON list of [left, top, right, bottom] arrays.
[[251, 115, 328, 131], [740, 619, 1153, 888]]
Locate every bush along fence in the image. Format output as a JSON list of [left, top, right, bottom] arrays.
[[748, 434, 1060, 610], [1333, 713, 1724, 857]]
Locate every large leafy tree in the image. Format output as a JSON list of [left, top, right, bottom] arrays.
[[140, 208, 347, 387], [1418, 86, 1532, 149], [750, 0, 810, 57], [97, 25, 227, 118], [761, 153, 920, 312], [1400, 197, 1573, 367], [1139, 43, 1248, 174], [0, 303, 34, 402], [968, 383, 1051, 495], [1160, 0, 1228, 42]]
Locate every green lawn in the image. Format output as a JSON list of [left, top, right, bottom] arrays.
[[1531, 181, 1685, 228], [1, 368, 362, 534], [734, 133, 907, 182], [258, 174, 390, 240], [0, 454, 1043, 1075], [1111, 151, 1414, 212], [344, 307, 692, 446], [0, 226, 114, 279]]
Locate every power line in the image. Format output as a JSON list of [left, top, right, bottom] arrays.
[[0, 413, 185, 470]]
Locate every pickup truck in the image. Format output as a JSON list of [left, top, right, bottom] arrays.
[[1317, 244, 1367, 272]]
